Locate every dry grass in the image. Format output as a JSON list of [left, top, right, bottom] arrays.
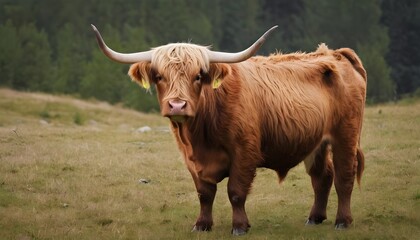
[[0, 88, 419, 239]]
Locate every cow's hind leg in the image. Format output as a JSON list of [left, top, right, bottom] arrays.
[[304, 140, 334, 225], [332, 123, 362, 229], [191, 178, 217, 232]]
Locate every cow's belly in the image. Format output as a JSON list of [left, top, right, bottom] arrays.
[[259, 107, 327, 173], [261, 137, 321, 169]]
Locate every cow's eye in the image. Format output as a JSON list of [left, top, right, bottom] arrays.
[[155, 75, 163, 82], [195, 74, 202, 82]]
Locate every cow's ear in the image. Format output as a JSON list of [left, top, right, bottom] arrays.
[[208, 63, 232, 89], [128, 62, 152, 89]]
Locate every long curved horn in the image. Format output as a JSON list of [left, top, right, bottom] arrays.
[[208, 25, 278, 63], [91, 24, 153, 63]]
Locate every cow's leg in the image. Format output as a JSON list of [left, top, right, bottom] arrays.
[[332, 132, 359, 229], [191, 177, 217, 231], [227, 158, 258, 235], [305, 140, 334, 225]]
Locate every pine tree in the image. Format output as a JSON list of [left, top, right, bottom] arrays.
[[54, 23, 86, 93], [219, 0, 260, 51], [259, 0, 304, 53], [0, 20, 21, 87], [14, 23, 54, 91]]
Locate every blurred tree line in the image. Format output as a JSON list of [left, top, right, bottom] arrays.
[[0, 0, 419, 112]]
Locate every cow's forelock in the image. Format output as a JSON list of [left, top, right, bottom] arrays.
[[151, 43, 210, 75], [161, 69, 194, 103]]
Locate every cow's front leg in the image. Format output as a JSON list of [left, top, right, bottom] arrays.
[[191, 178, 217, 232], [227, 167, 256, 235]]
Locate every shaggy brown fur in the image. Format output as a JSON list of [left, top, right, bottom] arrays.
[[128, 43, 366, 234]]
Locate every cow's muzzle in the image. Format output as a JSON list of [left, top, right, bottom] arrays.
[[169, 100, 186, 114], [162, 99, 192, 123]]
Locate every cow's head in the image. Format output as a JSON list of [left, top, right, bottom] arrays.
[[91, 24, 277, 123]]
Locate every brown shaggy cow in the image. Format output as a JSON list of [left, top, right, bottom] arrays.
[[92, 24, 366, 235]]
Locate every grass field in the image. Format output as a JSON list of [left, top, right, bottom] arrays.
[[0, 88, 419, 239]]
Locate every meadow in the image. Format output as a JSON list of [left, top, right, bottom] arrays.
[[0, 88, 419, 239]]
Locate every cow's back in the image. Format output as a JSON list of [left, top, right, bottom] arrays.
[[232, 46, 366, 169]]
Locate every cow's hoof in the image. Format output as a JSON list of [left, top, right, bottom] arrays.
[[231, 228, 248, 236], [305, 218, 323, 226], [305, 215, 326, 226], [191, 225, 211, 232], [334, 223, 348, 230]]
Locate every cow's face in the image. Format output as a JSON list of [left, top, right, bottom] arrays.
[[128, 44, 231, 123]]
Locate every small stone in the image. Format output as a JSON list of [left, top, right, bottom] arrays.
[[139, 178, 151, 184], [39, 119, 49, 125], [62, 203, 69, 208], [136, 126, 152, 133]]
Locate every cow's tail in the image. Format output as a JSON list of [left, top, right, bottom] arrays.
[[356, 147, 365, 187]]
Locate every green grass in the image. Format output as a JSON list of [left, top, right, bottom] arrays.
[[0, 88, 419, 239]]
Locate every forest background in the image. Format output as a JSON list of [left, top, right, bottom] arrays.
[[1, 0, 419, 112]]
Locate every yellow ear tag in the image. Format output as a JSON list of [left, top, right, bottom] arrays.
[[212, 79, 222, 89], [141, 79, 150, 89]]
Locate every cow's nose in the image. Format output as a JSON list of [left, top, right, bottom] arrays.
[[169, 100, 187, 113]]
